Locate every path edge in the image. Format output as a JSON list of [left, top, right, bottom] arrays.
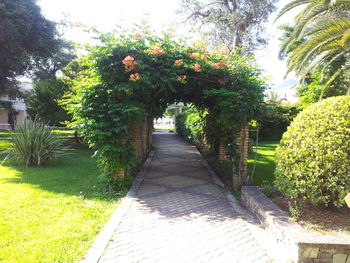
[[79, 150, 155, 263], [195, 150, 256, 220]]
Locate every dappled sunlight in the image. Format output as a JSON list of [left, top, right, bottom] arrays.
[[0, 145, 119, 262]]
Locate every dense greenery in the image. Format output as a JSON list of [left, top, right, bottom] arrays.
[[275, 96, 350, 208], [0, 0, 60, 95], [180, 0, 277, 50], [251, 103, 299, 141], [0, 141, 119, 262], [63, 28, 266, 180], [26, 77, 73, 126], [277, 0, 350, 98], [176, 109, 205, 147], [2, 121, 67, 167]]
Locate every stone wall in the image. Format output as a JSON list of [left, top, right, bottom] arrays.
[[241, 186, 350, 263]]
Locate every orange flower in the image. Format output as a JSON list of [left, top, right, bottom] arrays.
[[130, 73, 141, 82], [148, 45, 166, 55], [122, 56, 137, 71], [211, 61, 227, 69], [174, 60, 183, 66], [192, 62, 201, 72], [189, 53, 198, 59], [177, 75, 187, 84]]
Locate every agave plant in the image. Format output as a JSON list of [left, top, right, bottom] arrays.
[[2, 121, 67, 167]]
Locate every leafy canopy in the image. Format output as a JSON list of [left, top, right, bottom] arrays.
[[0, 0, 60, 95], [63, 28, 266, 176], [277, 0, 350, 97]]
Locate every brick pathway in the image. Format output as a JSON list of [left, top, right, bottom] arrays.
[[98, 133, 271, 263]]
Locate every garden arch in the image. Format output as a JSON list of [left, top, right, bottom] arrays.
[[66, 30, 266, 188]]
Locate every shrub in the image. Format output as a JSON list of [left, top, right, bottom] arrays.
[[175, 110, 204, 146], [274, 96, 350, 208], [2, 121, 67, 167], [250, 103, 299, 141]]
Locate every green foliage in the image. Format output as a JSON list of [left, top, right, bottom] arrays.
[[175, 109, 205, 146], [275, 96, 350, 208], [26, 78, 71, 126], [62, 27, 266, 178], [251, 103, 299, 141], [2, 121, 67, 167], [296, 69, 349, 107], [0, 0, 59, 95], [277, 0, 350, 94]]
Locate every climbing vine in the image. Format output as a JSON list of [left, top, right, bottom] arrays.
[[63, 27, 266, 177]]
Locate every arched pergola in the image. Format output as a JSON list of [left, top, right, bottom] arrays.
[[64, 29, 266, 188]]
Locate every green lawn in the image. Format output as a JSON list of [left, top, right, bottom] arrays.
[[0, 141, 119, 262], [247, 141, 279, 186], [0, 129, 75, 138]]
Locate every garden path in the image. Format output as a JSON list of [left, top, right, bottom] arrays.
[[98, 133, 272, 263]]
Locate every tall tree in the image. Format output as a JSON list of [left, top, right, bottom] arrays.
[[277, 0, 350, 96], [0, 0, 59, 95], [179, 0, 278, 51], [25, 41, 76, 126]]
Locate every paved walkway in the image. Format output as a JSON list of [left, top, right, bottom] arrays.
[[99, 133, 271, 263]]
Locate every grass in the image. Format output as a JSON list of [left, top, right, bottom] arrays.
[[0, 129, 75, 138], [0, 141, 120, 263], [247, 141, 279, 186]]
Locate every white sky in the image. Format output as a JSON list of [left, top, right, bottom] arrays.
[[37, 0, 300, 102]]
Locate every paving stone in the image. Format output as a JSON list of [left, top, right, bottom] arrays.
[[98, 134, 271, 263]]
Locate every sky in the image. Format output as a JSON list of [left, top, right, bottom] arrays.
[[37, 0, 299, 102]]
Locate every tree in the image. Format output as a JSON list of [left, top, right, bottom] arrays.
[[0, 0, 59, 95], [179, 0, 278, 51], [25, 78, 71, 126], [277, 0, 350, 96]]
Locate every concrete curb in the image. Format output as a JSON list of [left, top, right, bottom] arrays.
[[194, 151, 256, 220], [79, 151, 155, 263]]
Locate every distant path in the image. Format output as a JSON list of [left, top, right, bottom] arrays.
[[99, 133, 271, 263]]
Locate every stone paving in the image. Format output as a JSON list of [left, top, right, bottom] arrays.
[[98, 133, 271, 263]]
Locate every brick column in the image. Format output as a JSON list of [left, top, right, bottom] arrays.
[[131, 121, 142, 161], [113, 168, 125, 180], [141, 116, 148, 161], [218, 142, 227, 161], [147, 116, 153, 153], [233, 125, 249, 187]]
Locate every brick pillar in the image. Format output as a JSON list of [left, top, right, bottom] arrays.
[[218, 142, 227, 161], [147, 116, 153, 153], [233, 124, 249, 187], [113, 168, 125, 180], [141, 116, 148, 161], [131, 122, 142, 161]]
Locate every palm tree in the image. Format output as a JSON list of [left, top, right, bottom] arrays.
[[277, 0, 350, 94]]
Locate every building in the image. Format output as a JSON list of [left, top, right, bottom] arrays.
[[0, 82, 32, 130]]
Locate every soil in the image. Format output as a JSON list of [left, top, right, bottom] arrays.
[[272, 195, 350, 235]]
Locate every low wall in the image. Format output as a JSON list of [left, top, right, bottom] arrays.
[[241, 186, 350, 263]]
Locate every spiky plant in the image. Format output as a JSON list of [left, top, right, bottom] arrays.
[[2, 121, 67, 167]]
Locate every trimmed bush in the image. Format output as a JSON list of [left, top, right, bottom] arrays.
[[250, 103, 299, 141], [175, 110, 204, 146], [275, 96, 350, 207], [2, 121, 67, 167]]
